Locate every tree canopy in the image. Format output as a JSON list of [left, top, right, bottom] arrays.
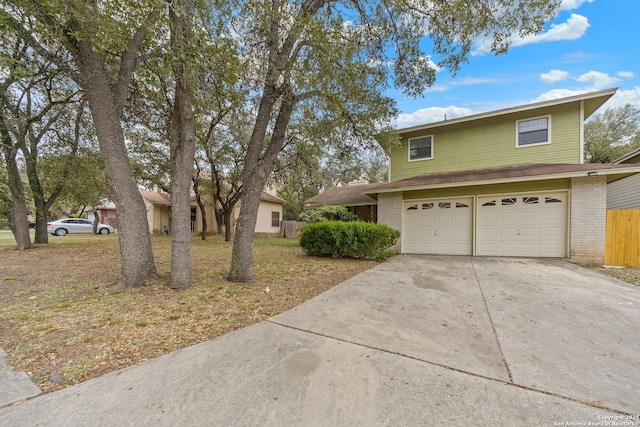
[[585, 104, 640, 164], [2, 0, 562, 286]]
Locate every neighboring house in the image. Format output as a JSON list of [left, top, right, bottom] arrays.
[[305, 88, 640, 264], [304, 180, 380, 222], [607, 147, 640, 209], [140, 190, 172, 234], [147, 188, 285, 235], [97, 188, 285, 235]]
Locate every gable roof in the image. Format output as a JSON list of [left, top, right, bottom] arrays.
[[612, 147, 640, 164], [397, 88, 617, 136], [371, 163, 640, 194], [304, 182, 382, 208], [140, 190, 171, 206], [260, 192, 287, 204]]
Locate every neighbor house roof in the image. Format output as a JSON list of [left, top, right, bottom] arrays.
[[140, 190, 171, 206], [612, 147, 640, 164], [260, 192, 286, 204], [396, 88, 617, 136], [141, 189, 285, 206], [304, 182, 383, 208], [370, 163, 640, 194]]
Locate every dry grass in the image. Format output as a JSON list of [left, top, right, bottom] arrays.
[[0, 232, 378, 392], [584, 264, 640, 287]]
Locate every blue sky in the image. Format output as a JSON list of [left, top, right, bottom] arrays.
[[391, 0, 640, 128]]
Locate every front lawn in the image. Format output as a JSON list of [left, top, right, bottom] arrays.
[[0, 233, 378, 392]]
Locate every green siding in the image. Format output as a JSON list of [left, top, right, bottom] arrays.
[[390, 105, 582, 182], [403, 179, 570, 200]]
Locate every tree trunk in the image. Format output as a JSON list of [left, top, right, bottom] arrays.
[[228, 185, 259, 281], [33, 201, 49, 243], [194, 185, 207, 240], [228, 89, 295, 282], [73, 41, 157, 288], [1, 120, 32, 250], [224, 211, 233, 242], [23, 156, 49, 244], [2, 157, 31, 250], [168, 0, 196, 289], [214, 207, 224, 235]]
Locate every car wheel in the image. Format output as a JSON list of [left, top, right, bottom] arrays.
[[99, 228, 110, 235], [54, 228, 67, 236]]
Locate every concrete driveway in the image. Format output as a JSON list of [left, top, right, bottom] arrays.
[[1, 256, 639, 426]]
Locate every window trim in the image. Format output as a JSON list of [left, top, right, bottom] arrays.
[[407, 135, 434, 162], [515, 115, 551, 148], [271, 211, 280, 228]]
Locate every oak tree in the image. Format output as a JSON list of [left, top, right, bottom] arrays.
[[228, 0, 561, 282]]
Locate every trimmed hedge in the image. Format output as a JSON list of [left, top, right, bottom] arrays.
[[299, 221, 400, 260]]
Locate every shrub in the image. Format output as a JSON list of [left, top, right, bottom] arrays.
[[298, 205, 358, 223], [299, 221, 400, 260]]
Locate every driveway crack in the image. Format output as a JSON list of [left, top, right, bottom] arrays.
[[470, 257, 514, 383]]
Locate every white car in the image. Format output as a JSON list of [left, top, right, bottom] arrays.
[[47, 218, 114, 236]]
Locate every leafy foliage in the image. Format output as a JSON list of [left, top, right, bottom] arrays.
[[299, 221, 399, 260], [299, 205, 358, 223], [585, 104, 640, 163]]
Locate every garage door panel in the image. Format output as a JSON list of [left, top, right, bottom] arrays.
[[403, 197, 472, 255], [498, 228, 519, 238], [521, 212, 542, 222], [520, 228, 541, 238], [478, 192, 567, 257]]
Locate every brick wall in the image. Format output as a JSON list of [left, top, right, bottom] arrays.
[[570, 176, 607, 264], [377, 192, 403, 252]]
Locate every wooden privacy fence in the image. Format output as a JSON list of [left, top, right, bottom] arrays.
[[606, 209, 640, 268], [279, 221, 306, 238]]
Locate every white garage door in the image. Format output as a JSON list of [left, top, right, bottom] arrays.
[[477, 192, 568, 257], [403, 197, 473, 255]]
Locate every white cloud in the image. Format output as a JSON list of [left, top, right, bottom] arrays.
[[532, 72, 622, 103], [472, 14, 590, 55], [540, 69, 571, 84], [451, 77, 502, 86], [395, 106, 473, 128], [618, 71, 635, 79], [559, 0, 595, 11], [530, 86, 640, 112], [605, 86, 640, 110], [576, 71, 620, 89], [513, 14, 590, 47], [532, 88, 589, 103]]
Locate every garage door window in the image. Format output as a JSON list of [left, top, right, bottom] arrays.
[[545, 197, 562, 203], [523, 196, 539, 204], [407, 204, 418, 210], [482, 200, 496, 207], [422, 203, 434, 209], [501, 198, 516, 205]]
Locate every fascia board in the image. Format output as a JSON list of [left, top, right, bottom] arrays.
[[397, 88, 618, 135], [369, 166, 640, 194]]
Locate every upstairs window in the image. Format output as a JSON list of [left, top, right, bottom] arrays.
[[517, 116, 550, 147], [409, 136, 433, 161]]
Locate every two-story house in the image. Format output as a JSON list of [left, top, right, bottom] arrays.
[[305, 88, 640, 264]]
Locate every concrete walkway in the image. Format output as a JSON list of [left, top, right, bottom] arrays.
[[0, 347, 41, 407], [1, 256, 639, 426]]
